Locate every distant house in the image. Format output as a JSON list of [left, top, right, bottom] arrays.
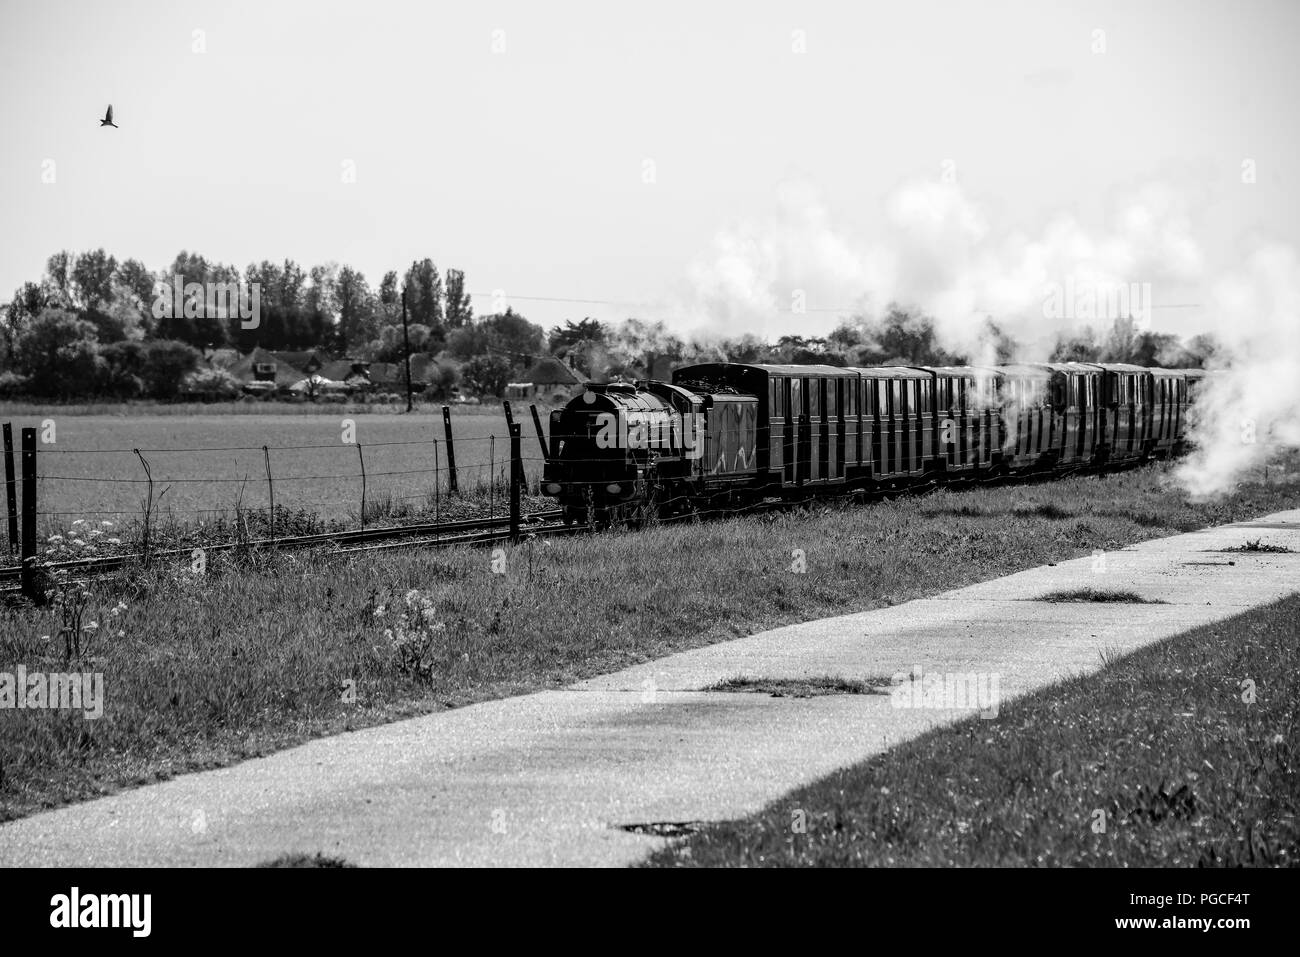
[[507, 356, 584, 404], [319, 359, 374, 392], [368, 355, 436, 393], [271, 350, 325, 375], [225, 347, 307, 394]]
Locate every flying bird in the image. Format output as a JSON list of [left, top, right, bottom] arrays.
[[99, 105, 117, 128]]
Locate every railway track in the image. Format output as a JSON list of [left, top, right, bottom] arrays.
[[0, 459, 1147, 597], [0, 508, 567, 593]]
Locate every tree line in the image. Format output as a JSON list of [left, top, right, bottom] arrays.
[[0, 248, 1220, 400]]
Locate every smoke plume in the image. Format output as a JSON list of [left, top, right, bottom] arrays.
[[682, 177, 1298, 497]]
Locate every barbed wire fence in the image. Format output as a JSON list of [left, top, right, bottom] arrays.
[[1, 406, 557, 596]]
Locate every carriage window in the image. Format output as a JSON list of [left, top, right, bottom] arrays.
[[809, 380, 822, 417], [790, 378, 802, 417], [769, 381, 779, 416], [827, 380, 838, 417]]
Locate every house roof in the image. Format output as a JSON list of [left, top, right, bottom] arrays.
[[319, 359, 369, 382], [226, 347, 306, 386], [521, 356, 583, 386], [271, 350, 324, 371]]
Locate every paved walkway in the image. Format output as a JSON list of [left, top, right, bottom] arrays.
[[3, 510, 1298, 867]]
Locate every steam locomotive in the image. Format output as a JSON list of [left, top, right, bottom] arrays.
[[541, 362, 1208, 525]]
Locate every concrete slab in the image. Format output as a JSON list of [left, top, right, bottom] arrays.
[[2, 510, 1298, 867]]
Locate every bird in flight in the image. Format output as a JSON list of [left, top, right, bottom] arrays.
[[99, 105, 117, 128]]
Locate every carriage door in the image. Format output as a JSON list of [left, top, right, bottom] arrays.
[[878, 377, 889, 475], [791, 378, 806, 484], [829, 378, 843, 479], [808, 378, 823, 483]]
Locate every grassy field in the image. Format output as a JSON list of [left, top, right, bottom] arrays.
[[643, 593, 1300, 867], [0, 407, 551, 535], [0, 456, 1296, 823]]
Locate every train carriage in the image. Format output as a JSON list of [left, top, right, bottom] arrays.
[[544, 359, 1205, 521]]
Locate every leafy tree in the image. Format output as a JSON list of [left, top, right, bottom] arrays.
[[479, 308, 545, 361], [335, 266, 376, 353], [444, 324, 491, 361], [403, 259, 444, 339], [279, 259, 306, 310], [461, 354, 512, 397], [1051, 327, 1100, 362], [115, 258, 157, 312], [141, 340, 201, 398], [423, 358, 461, 400], [547, 318, 605, 352], [14, 308, 103, 395], [376, 323, 431, 361], [307, 263, 340, 319], [3, 281, 51, 359], [71, 249, 118, 311], [444, 268, 473, 329], [181, 367, 241, 399], [44, 251, 73, 305], [100, 340, 148, 396], [378, 271, 400, 306]]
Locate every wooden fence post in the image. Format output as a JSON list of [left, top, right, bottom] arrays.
[[509, 422, 521, 544], [20, 428, 36, 600], [442, 406, 459, 496], [3, 423, 17, 554], [529, 405, 548, 462]]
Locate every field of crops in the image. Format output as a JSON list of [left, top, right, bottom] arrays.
[[1, 407, 549, 533]]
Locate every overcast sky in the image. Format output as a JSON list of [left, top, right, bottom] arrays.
[[2, 0, 1297, 339]]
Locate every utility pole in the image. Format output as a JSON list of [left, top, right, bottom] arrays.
[[401, 286, 413, 413]]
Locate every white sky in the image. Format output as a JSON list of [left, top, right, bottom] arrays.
[[2, 0, 1297, 338]]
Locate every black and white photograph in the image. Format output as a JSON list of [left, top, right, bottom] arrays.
[[0, 0, 1295, 934]]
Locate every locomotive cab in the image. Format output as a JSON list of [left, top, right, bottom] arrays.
[[542, 382, 704, 524]]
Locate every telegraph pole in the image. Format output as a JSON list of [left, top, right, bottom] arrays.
[[401, 287, 413, 413]]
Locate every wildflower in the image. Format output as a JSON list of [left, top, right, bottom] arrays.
[[71, 538, 85, 547], [404, 589, 420, 607], [47, 534, 64, 542], [109, 602, 127, 616], [71, 519, 85, 527], [100, 521, 113, 527], [39, 634, 50, 642], [105, 538, 121, 545], [83, 621, 99, 632]]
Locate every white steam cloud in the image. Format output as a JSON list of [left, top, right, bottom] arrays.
[[681, 177, 1299, 497]]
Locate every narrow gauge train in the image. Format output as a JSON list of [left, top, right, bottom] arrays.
[[541, 362, 1208, 525]]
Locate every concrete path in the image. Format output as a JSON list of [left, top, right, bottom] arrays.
[[2, 510, 1298, 867]]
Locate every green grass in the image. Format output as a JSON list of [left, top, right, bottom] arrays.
[[707, 676, 892, 697], [0, 456, 1297, 823], [256, 852, 358, 868], [1037, 588, 1166, 604], [642, 593, 1300, 867]]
